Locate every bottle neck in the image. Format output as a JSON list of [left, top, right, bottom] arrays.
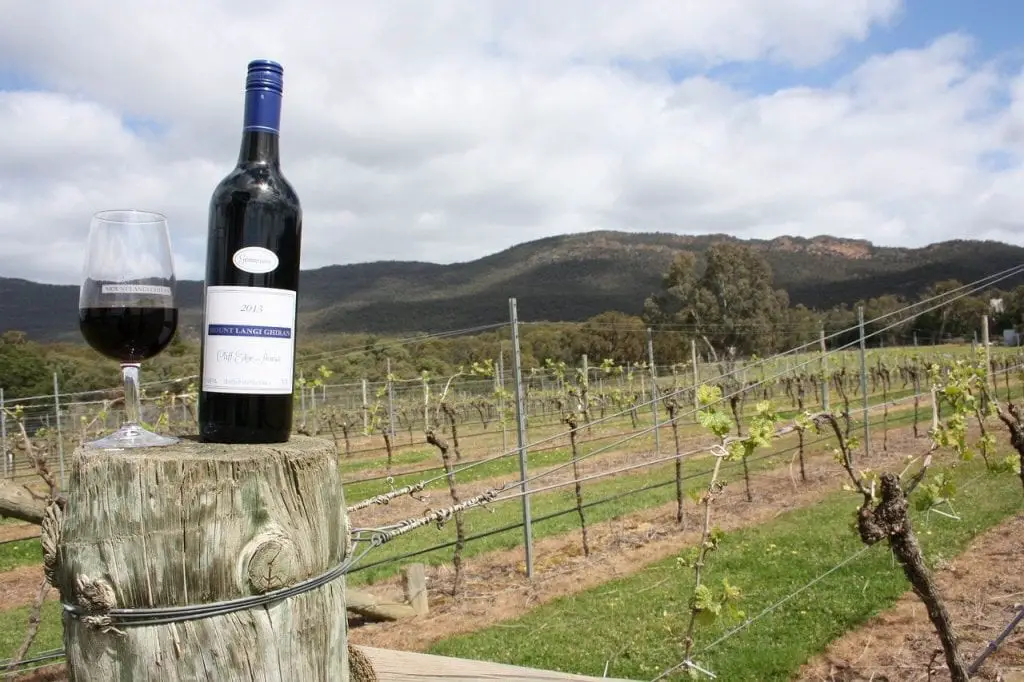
[[238, 131, 279, 166], [238, 88, 282, 167]]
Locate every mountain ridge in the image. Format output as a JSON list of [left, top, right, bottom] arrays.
[[3, 231, 1023, 341]]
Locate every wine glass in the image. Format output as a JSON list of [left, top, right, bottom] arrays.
[[78, 210, 180, 449]]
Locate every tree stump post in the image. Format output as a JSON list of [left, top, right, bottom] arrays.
[[402, 564, 428, 616], [46, 435, 351, 681]]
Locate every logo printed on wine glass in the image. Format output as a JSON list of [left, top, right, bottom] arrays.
[[100, 284, 174, 297], [232, 246, 280, 274]]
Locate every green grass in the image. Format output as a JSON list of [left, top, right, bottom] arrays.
[[428, 458, 1024, 681], [347, 387, 967, 585], [0, 601, 62, 661], [0, 539, 41, 574], [348, 431, 816, 586], [338, 415, 649, 485], [340, 378, 951, 512], [340, 379, 948, 506], [344, 444, 583, 502], [338, 447, 436, 475]]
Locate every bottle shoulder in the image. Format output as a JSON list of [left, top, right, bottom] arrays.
[[212, 164, 301, 209]]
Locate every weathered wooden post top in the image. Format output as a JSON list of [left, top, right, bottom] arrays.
[[44, 436, 637, 681], [47, 436, 352, 681]]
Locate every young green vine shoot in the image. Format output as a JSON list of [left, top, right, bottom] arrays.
[[677, 385, 779, 677]]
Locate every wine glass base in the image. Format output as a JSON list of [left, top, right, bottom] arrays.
[[83, 424, 179, 450]]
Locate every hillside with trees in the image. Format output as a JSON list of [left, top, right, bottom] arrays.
[[1, 236, 1022, 400], [2, 231, 1024, 342]]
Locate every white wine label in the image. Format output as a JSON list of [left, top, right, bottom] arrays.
[[232, 246, 280, 274], [101, 284, 173, 297], [202, 285, 296, 395]]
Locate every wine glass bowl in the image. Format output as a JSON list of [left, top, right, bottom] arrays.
[[78, 209, 180, 449]]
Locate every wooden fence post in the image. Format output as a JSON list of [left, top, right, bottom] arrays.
[[47, 435, 351, 681], [41, 435, 639, 681]]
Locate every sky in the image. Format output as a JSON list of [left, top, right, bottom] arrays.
[[2, 0, 1024, 284]]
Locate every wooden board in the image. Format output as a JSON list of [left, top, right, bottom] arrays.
[[0, 478, 45, 524], [354, 645, 639, 681]]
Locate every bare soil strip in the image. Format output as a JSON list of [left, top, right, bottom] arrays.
[[349, 431, 718, 529], [0, 523, 36, 545], [347, 430, 924, 652], [0, 564, 47, 611], [795, 512, 1024, 682]]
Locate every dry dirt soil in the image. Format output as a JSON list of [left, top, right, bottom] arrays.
[[795, 512, 1024, 682], [346, 429, 924, 651]]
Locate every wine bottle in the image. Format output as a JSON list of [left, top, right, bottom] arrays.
[[198, 59, 302, 444]]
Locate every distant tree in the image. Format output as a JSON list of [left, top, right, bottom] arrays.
[[859, 294, 912, 346], [1, 331, 29, 345], [571, 312, 646, 365], [643, 244, 788, 359], [0, 332, 50, 398], [915, 280, 988, 343], [997, 285, 1024, 332], [642, 251, 703, 349], [781, 304, 823, 349], [520, 325, 573, 367]]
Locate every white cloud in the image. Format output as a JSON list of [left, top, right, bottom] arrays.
[[0, 0, 1021, 285]]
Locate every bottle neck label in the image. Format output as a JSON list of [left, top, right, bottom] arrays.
[[243, 89, 282, 134]]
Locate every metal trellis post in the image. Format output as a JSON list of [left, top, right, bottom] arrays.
[[691, 338, 699, 422], [509, 297, 534, 579], [422, 374, 430, 432], [982, 314, 993, 391], [820, 328, 829, 412], [361, 378, 369, 435], [53, 372, 65, 488], [386, 357, 396, 441], [497, 351, 507, 453], [646, 328, 661, 455], [1, 388, 6, 478], [858, 306, 870, 459]]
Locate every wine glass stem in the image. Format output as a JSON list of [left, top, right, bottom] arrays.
[[121, 363, 142, 426]]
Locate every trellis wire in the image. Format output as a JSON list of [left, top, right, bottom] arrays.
[[649, 469, 1000, 681], [395, 270, 1022, 498], [0, 406, 1010, 673], [358, 393, 964, 569], [63, 543, 377, 631], [648, 545, 878, 681], [349, 403, 926, 570]]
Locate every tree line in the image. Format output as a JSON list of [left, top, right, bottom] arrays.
[[641, 242, 1021, 359], [0, 243, 1020, 399]]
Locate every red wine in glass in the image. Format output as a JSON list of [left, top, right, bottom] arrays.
[[79, 307, 178, 363], [78, 209, 180, 449]]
